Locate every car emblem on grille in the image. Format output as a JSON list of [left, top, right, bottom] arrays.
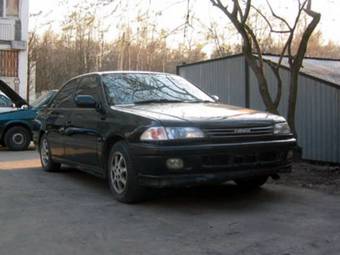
[[234, 128, 251, 134]]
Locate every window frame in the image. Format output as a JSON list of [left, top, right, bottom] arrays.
[[2, 0, 20, 18], [76, 75, 101, 102], [97, 75, 110, 108], [50, 78, 79, 109]]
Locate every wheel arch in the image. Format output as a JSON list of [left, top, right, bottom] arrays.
[[1, 121, 32, 142], [37, 130, 47, 148], [102, 135, 126, 178]]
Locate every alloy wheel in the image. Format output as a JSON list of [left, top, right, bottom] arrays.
[[12, 133, 25, 146], [40, 138, 49, 167], [111, 152, 128, 194]]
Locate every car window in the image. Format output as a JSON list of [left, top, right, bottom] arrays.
[[52, 80, 78, 108], [0, 94, 12, 107], [102, 73, 213, 105], [76, 76, 99, 101]]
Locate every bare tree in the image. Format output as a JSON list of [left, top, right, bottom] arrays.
[[210, 0, 321, 134]]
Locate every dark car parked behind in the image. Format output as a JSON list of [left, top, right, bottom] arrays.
[[36, 72, 296, 203]]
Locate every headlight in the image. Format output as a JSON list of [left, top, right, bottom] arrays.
[[274, 122, 291, 135], [140, 127, 204, 141], [166, 127, 204, 139], [140, 127, 168, 141]]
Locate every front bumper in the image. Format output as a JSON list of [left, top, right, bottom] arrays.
[[129, 138, 296, 188], [139, 164, 291, 188]]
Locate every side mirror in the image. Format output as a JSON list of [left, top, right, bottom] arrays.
[[75, 95, 97, 108], [211, 95, 220, 102]]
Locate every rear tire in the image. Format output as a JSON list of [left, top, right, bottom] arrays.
[[107, 141, 147, 203], [234, 176, 268, 189], [4, 126, 31, 151], [39, 134, 61, 172]]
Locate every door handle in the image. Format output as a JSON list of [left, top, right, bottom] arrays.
[[59, 127, 65, 134]]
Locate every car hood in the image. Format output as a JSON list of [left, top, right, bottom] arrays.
[[113, 103, 286, 126], [0, 107, 19, 114], [0, 80, 28, 108]]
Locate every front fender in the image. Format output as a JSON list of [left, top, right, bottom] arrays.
[[0, 119, 34, 140]]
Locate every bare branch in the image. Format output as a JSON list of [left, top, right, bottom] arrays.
[[210, 0, 280, 113], [265, 0, 292, 30], [251, 5, 291, 34], [293, 3, 321, 68], [242, 0, 251, 23], [244, 23, 263, 68], [287, 0, 308, 66]]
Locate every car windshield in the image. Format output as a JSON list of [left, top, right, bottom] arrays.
[[30, 91, 55, 108], [102, 73, 214, 105], [0, 94, 12, 107]]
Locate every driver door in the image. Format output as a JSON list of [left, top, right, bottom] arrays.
[[64, 75, 101, 168]]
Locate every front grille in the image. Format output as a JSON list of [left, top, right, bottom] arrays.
[[203, 125, 274, 138]]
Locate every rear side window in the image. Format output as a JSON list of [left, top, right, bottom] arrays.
[[76, 76, 100, 101], [52, 79, 78, 108]]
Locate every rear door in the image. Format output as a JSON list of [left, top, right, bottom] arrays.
[[64, 75, 101, 168], [46, 79, 78, 159]]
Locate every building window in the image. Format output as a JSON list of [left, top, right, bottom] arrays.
[[0, 0, 4, 17], [6, 0, 19, 17], [0, 50, 19, 77]]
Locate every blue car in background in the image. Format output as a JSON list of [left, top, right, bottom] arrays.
[[0, 80, 57, 151]]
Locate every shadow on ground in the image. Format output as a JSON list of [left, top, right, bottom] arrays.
[[35, 165, 289, 211]]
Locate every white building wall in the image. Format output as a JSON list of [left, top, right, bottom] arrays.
[[0, 0, 29, 99], [18, 0, 29, 99]]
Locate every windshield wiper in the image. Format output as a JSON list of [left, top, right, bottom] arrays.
[[134, 99, 185, 105], [189, 100, 214, 103]]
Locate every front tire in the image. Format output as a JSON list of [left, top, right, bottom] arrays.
[[4, 126, 31, 151], [107, 141, 147, 203], [39, 134, 61, 172], [234, 176, 268, 189]]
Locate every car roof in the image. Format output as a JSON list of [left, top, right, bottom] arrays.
[[72, 71, 175, 80]]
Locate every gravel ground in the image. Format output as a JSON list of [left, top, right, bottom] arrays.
[[269, 161, 340, 195]]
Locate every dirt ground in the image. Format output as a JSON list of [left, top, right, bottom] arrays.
[[1, 149, 340, 255], [270, 161, 340, 195]]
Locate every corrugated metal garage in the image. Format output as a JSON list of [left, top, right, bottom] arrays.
[[177, 54, 340, 164]]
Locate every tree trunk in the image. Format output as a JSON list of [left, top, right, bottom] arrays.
[[244, 56, 279, 114], [256, 72, 279, 114]]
